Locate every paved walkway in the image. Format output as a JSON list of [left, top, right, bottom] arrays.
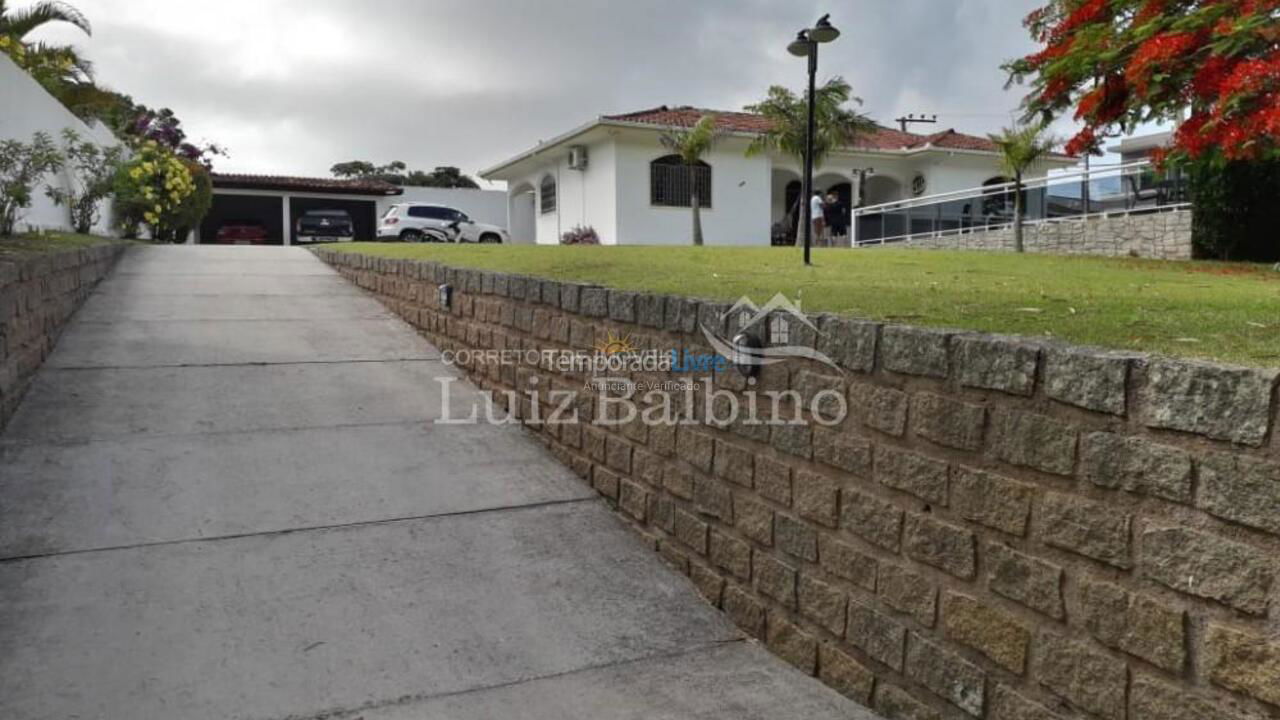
[[0, 246, 878, 720]]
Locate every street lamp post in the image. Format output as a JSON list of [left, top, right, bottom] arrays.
[[788, 14, 840, 266]]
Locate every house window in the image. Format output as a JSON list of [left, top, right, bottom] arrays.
[[540, 175, 556, 214], [650, 155, 712, 208], [769, 315, 790, 345]]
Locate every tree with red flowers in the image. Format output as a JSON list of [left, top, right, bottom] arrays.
[[1005, 0, 1280, 164]]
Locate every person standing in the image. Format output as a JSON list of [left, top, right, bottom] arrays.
[[825, 191, 847, 245], [809, 192, 827, 248]]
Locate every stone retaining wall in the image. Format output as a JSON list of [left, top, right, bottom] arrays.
[[318, 247, 1280, 720], [890, 208, 1192, 260], [0, 243, 126, 425]]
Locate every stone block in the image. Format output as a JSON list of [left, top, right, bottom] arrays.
[[559, 282, 581, 313], [817, 535, 878, 592], [635, 293, 665, 328], [618, 478, 648, 521], [1130, 674, 1239, 720], [991, 685, 1063, 720], [604, 435, 632, 473], [1080, 432, 1192, 503], [1045, 346, 1134, 415], [775, 512, 818, 562], [723, 583, 765, 637], [903, 513, 975, 579], [754, 551, 797, 608], [818, 643, 874, 704], [858, 383, 908, 436], [906, 632, 986, 716], [910, 392, 985, 451], [673, 508, 708, 555], [1142, 526, 1272, 616], [881, 325, 952, 378], [943, 592, 1030, 674], [847, 601, 907, 671], [875, 683, 941, 720], [766, 615, 817, 675], [841, 489, 903, 552], [1036, 632, 1126, 720], [735, 495, 773, 546], [713, 439, 754, 487], [951, 466, 1031, 536], [1079, 577, 1186, 672], [708, 529, 751, 580], [986, 543, 1064, 619], [1040, 492, 1131, 568], [816, 315, 878, 373], [1205, 624, 1280, 708], [875, 446, 948, 506], [579, 286, 608, 317], [798, 574, 847, 635], [607, 290, 637, 323], [878, 563, 937, 628], [793, 469, 840, 527], [1138, 358, 1277, 446], [689, 562, 724, 605], [813, 427, 872, 475], [677, 427, 714, 472], [755, 456, 792, 505], [953, 334, 1039, 395], [989, 408, 1076, 476], [771, 423, 813, 459], [1198, 452, 1280, 534], [794, 369, 846, 418], [662, 465, 693, 500], [692, 475, 733, 522]]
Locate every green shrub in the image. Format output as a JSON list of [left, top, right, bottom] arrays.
[[1189, 159, 1280, 262], [44, 129, 124, 234], [0, 132, 62, 237]]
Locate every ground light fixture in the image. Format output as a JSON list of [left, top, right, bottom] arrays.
[[788, 13, 841, 266]]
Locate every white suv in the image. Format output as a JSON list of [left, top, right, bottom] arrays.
[[377, 203, 508, 243]]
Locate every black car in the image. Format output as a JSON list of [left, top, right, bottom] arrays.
[[295, 209, 354, 244]]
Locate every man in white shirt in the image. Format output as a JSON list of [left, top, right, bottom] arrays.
[[809, 192, 826, 248]]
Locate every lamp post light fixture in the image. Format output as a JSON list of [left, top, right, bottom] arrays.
[[788, 14, 840, 266]]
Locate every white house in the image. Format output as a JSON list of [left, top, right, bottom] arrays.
[[480, 106, 1076, 246]]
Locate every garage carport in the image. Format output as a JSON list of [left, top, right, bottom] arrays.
[[201, 174, 402, 245]]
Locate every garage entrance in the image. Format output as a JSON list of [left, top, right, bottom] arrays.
[[201, 194, 284, 245], [201, 174, 402, 245]]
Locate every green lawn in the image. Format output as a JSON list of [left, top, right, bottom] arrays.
[[329, 243, 1280, 367], [0, 232, 123, 260]]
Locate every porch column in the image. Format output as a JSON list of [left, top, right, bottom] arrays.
[[281, 195, 291, 246]]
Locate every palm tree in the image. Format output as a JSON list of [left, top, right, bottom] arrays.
[[658, 113, 725, 246], [1, 1, 94, 110], [744, 77, 877, 238], [988, 123, 1057, 253], [0, 0, 91, 38]]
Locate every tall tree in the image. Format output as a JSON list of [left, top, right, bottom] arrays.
[[1005, 0, 1280, 164], [330, 161, 479, 188], [989, 123, 1058, 253], [658, 114, 724, 246], [744, 77, 877, 235]]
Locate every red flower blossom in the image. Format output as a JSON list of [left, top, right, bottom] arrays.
[[1064, 127, 1098, 156]]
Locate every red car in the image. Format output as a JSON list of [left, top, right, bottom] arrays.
[[215, 221, 270, 245]]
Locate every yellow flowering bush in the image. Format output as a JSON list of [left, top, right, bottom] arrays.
[[113, 141, 197, 242]]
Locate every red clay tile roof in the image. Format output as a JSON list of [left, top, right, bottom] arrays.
[[211, 173, 403, 196], [602, 105, 1003, 153]]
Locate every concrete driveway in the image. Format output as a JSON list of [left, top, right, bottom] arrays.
[[0, 245, 878, 720]]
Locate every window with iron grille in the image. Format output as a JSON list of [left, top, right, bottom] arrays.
[[650, 155, 712, 208], [540, 175, 556, 214]]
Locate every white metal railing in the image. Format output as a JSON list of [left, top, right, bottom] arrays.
[[851, 160, 1190, 247]]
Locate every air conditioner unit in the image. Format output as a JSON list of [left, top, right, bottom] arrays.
[[568, 145, 588, 170]]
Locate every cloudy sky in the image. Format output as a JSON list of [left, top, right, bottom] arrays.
[[32, 0, 1098, 186]]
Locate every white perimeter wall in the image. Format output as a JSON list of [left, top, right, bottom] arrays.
[[378, 187, 508, 228], [613, 134, 770, 246], [0, 53, 122, 235]]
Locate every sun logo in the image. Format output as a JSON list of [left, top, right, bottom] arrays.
[[594, 330, 636, 355]]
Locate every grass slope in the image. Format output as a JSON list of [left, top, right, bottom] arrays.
[[330, 243, 1280, 367], [0, 233, 123, 260]]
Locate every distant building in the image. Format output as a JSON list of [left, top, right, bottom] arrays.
[[480, 105, 1075, 245]]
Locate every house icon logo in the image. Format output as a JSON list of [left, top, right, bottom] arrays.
[[700, 293, 840, 371]]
